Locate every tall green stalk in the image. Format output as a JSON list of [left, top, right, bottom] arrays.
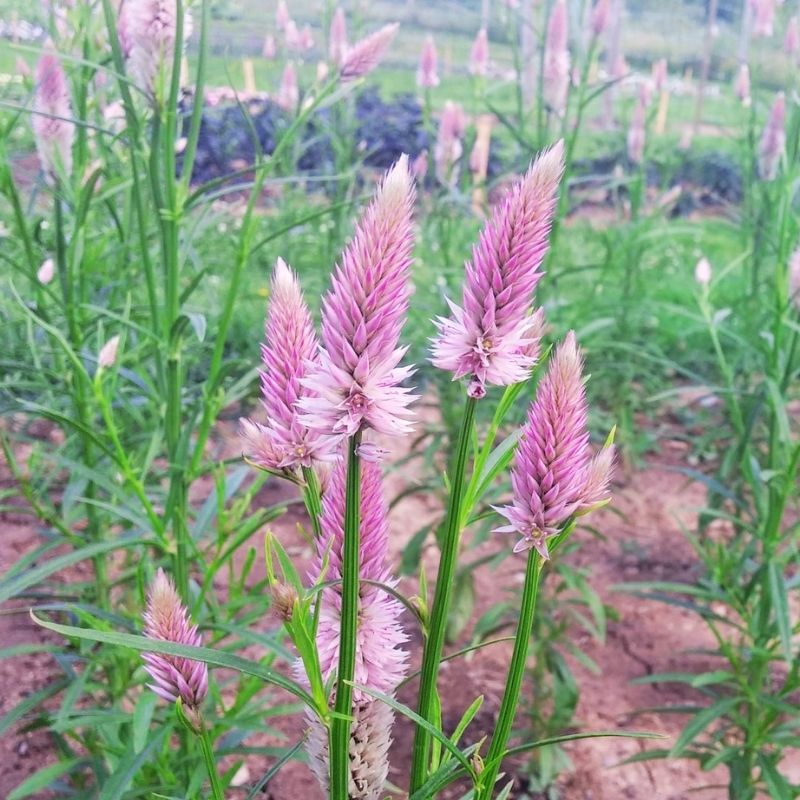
[[330, 431, 362, 800], [409, 395, 477, 792], [478, 550, 543, 799], [198, 723, 225, 800]]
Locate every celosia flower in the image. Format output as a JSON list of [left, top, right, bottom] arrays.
[[543, 0, 570, 116], [276, 62, 299, 112], [652, 58, 668, 93], [299, 459, 407, 799], [785, 17, 799, 57], [122, 0, 193, 98], [411, 149, 428, 180], [434, 100, 467, 187], [275, 0, 290, 31], [695, 256, 712, 286], [262, 33, 276, 60], [590, 0, 611, 37], [758, 92, 785, 181], [98, 335, 120, 368], [37, 257, 55, 285], [329, 7, 348, 65], [469, 28, 490, 77], [627, 88, 646, 165], [300, 23, 314, 51], [494, 332, 592, 557], [142, 569, 208, 728], [751, 0, 775, 37], [32, 49, 74, 183], [241, 258, 329, 470], [578, 444, 615, 513], [431, 142, 565, 398], [284, 19, 301, 51], [734, 63, 751, 106], [417, 34, 439, 89], [299, 156, 416, 438], [339, 23, 398, 81], [316, 60, 330, 82], [788, 248, 800, 308]]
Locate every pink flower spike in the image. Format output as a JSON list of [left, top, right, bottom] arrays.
[[276, 62, 299, 112], [590, 0, 611, 37], [578, 444, 615, 514], [417, 35, 440, 89], [751, 0, 775, 37], [32, 48, 74, 183], [276, 0, 290, 31], [329, 7, 348, 66], [758, 92, 785, 181], [241, 258, 331, 471], [651, 58, 668, 93], [431, 141, 565, 395], [299, 156, 417, 439], [262, 33, 276, 60], [434, 100, 467, 187], [98, 335, 120, 368], [543, 0, 570, 116], [789, 249, 800, 309], [785, 17, 800, 57], [494, 331, 591, 558], [340, 23, 399, 81], [469, 28, 490, 77], [734, 63, 751, 106], [142, 569, 208, 727], [38, 257, 55, 285]]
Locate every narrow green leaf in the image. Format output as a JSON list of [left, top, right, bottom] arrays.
[[98, 728, 166, 800], [8, 759, 89, 800], [670, 698, 740, 757], [0, 678, 69, 737], [132, 692, 158, 754], [767, 563, 793, 662]]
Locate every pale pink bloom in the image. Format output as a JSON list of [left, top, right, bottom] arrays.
[[242, 258, 330, 470], [590, 0, 611, 37], [543, 0, 570, 116], [122, 0, 193, 97], [695, 257, 712, 286], [789, 249, 800, 308], [299, 157, 417, 439], [117, 0, 134, 58], [734, 63, 751, 106], [275, 0, 290, 31], [417, 34, 439, 89], [494, 332, 592, 557], [758, 92, 785, 181], [339, 23, 398, 81], [142, 569, 208, 728], [469, 28, 490, 77], [411, 149, 428, 180], [329, 7, 348, 65], [262, 33, 276, 60], [612, 52, 629, 79], [432, 142, 565, 398], [651, 58, 668, 93], [284, 19, 302, 51], [32, 50, 74, 183], [16, 57, 31, 79], [98, 335, 120, 368], [300, 23, 315, 51], [276, 62, 299, 112], [784, 16, 799, 56], [300, 459, 407, 799], [316, 60, 329, 82], [578, 444, 615, 514], [37, 257, 55, 285], [751, 0, 776, 37], [434, 100, 467, 187], [627, 88, 647, 164]]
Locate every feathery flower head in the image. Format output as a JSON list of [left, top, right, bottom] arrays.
[[142, 569, 208, 728], [411, 149, 429, 180], [300, 23, 315, 51], [695, 256, 712, 286], [469, 28, 490, 76], [122, 0, 193, 99], [37, 257, 55, 285], [276, 61, 299, 112], [98, 335, 120, 368], [789, 248, 800, 309], [494, 331, 591, 557], [299, 156, 417, 439], [431, 141, 565, 398], [785, 17, 800, 57], [300, 459, 407, 799], [734, 63, 751, 106], [417, 34, 440, 88], [758, 91, 785, 181], [434, 100, 467, 187], [329, 7, 348, 65], [340, 23, 398, 81], [543, 0, 570, 116], [751, 0, 775, 37], [242, 258, 330, 470], [651, 58, 668, 93], [590, 0, 611, 37], [578, 444, 615, 514], [626, 90, 646, 165], [262, 32, 276, 59], [284, 19, 301, 51], [32, 48, 74, 183], [275, 0, 290, 31]]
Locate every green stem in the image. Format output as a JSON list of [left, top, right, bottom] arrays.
[[478, 549, 543, 799], [198, 723, 225, 800], [330, 432, 362, 800], [301, 465, 323, 538], [409, 395, 477, 793]]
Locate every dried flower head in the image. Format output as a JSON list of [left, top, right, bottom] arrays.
[[431, 142, 565, 398], [32, 49, 74, 183], [340, 23, 398, 81], [299, 157, 417, 439]]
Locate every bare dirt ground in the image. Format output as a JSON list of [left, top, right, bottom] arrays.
[[0, 413, 779, 799]]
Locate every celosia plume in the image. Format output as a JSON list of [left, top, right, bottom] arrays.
[[299, 156, 417, 438], [98, 335, 120, 368], [284, 19, 302, 51], [734, 63, 751, 106], [417, 34, 440, 89], [339, 23, 399, 81], [37, 257, 55, 285], [469, 28, 490, 77], [578, 443, 615, 513], [789, 249, 800, 308], [121, 0, 193, 98], [32, 49, 74, 183], [276, 62, 299, 112], [434, 100, 467, 187], [275, 0, 290, 31], [241, 258, 329, 471], [299, 459, 407, 799], [785, 16, 799, 57], [142, 569, 208, 728], [751, 0, 775, 37], [695, 256, 712, 286], [262, 33, 276, 60], [627, 88, 646, 164], [432, 141, 565, 398], [543, 0, 570, 116], [590, 0, 611, 37], [495, 332, 592, 557], [329, 7, 348, 65], [651, 58, 668, 93], [300, 23, 314, 51], [758, 92, 785, 181], [411, 149, 429, 180]]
